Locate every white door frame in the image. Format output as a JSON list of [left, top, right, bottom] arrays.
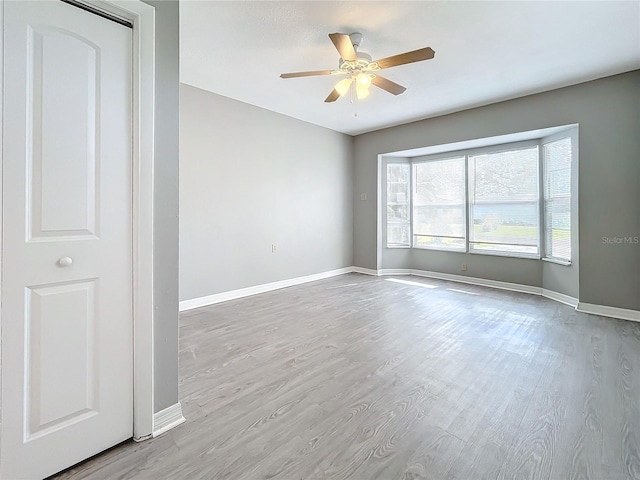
[[0, 0, 157, 441]]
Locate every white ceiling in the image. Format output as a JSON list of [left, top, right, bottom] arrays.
[[180, 1, 640, 136]]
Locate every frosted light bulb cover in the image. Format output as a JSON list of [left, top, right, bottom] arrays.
[[356, 82, 370, 100], [335, 77, 353, 97]]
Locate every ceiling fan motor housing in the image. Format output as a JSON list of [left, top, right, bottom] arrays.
[[338, 51, 373, 69], [337, 32, 376, 75]]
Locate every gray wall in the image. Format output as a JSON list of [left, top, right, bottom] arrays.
[[141, 0, 180, 413], [179, 84, 353, 301], [354, 71, 640, 310]]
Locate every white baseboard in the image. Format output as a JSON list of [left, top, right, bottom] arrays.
[[179, 267, 354, 311], [351, 266, 381, 276], [380, 268, 412, 276], [542, 288, 579, 307], [180, 265, 638, 323], [576, 302, 640, 322], [369, 268, 637, 320], [153, 402, 185, 438], [409, 269, 542, 296]]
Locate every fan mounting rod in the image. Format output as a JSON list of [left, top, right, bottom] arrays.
[[349, 32, 363, 50]]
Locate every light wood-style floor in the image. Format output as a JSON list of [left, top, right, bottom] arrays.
[[55, 273, 640, 479]]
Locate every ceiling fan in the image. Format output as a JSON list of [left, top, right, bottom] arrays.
[[280, 32, 435, 103]]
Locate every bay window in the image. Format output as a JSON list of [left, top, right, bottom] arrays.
[[385, 129, 574, 262]]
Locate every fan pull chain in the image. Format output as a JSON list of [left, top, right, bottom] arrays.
[[351, 81, 359, 117]]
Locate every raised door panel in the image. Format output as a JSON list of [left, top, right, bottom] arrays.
[[28, 27, 99, 240], [26, 279, 99, 440]]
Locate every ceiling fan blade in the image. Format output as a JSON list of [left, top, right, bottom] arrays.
[[324, 89, 341, 103], [280, 70, 334, 79], [374, 47, 435, 70], [372, 75, 407, 95], [329, 33, 357, 62]]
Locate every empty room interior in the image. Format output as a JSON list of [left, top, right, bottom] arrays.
[[1, 1, 640, 479]]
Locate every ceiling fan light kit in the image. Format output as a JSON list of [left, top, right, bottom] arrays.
[[334, 77, 353, 97], [355, 73, 372, 100], [280, 32, 435, 103]]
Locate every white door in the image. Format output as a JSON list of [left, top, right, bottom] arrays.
[[2, 1, 133, 478]]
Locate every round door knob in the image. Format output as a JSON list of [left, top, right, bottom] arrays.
[[58, 256, 73, 267]]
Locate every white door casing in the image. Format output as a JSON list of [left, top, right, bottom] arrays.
[[0, 0, 157, 478]]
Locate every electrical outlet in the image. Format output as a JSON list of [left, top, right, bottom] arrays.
[[271, 244, 277, 253], [461, 263, 467, 271], [360, 193, 367, 201]]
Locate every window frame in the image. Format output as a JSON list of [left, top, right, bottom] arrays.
[[412, 152, 468, 252], [382, 129, 575, 264], [541, 130, 576, 265], [384, 158, 412, 249], [467, 140, 541, 259]]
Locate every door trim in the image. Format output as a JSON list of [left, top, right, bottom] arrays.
[[0, 0, 157, 441]]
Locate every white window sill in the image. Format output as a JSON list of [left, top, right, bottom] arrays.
[[413, 245, 467, 253], [469, 249, 540, 260], [542, 257, 572, 266]]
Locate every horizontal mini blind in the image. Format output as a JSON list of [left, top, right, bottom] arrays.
[[468, 146, 540, 256], [543, 137, 572, 261], [386, 163, 411, 247], [413, 157, 466, 251]]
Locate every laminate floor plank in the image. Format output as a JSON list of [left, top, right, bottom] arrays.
[[601, 317, 640, 479], [546, 310, 607, 480], [494, 303, 582, 480], [392, 425, 466, 480], [442, 349, 547, 479], [52, 273, 640, 480]]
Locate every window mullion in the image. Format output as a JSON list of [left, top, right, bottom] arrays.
[[539, 139, 545, 258], [409, 161, 414, 247], [465, 154, 470, 253]]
